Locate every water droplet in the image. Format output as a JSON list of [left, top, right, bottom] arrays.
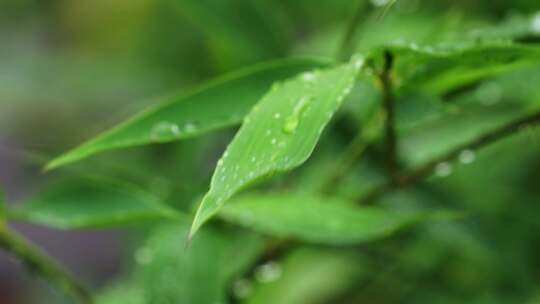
[[532, 12, 540, 33], [265, 129, 272, 136], [410, 43, 420, 51], [282, 96, 312, 134], [435, 162, 453, 177], [250, 156, 257, 163], [302, 71, 316, 82], [274, 113, 281, 119], [271, 138, 277, 145], [233, 279, 253, 299], [370, 0, 390, 7], [349, 53, 365, 70], [459, 150, 476, 164], [475, 82, 502, 105], [254, 262, 282, 283], [135, 247, 154, 265], [217, 159, 224, 167], [183, 122, 197, 133], [151, 121, 181, 140]]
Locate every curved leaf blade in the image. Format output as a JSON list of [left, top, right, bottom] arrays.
[[46, 58, 331, 171], [190, 58, 364, 237], [8, 178, 181, 229], [220, 193, 446, 245], [389, 42, 540, 95]]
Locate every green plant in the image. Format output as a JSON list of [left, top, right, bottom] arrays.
[[2, 1, 540, 303]]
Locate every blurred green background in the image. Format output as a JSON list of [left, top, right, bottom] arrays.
[[1, 0, 540, 303]]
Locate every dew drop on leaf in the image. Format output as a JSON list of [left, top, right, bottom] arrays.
[[233, 279, 253, 299], [302, 71, 317, 82], [459, 149, 476, 164], [282, 96, 312, 134], [435, 162, 453, 177], [151, 121, 181, 140], [254, 261, 282, 283], [183, 121, 197, 133], [370, 0, 390, 7], [532, 12, 540, 33], [349, 53, 366, 70]]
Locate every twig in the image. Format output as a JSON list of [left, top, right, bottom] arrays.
[[380, 50, 398, 176], [0, 224, 93, 304], [319, 110, 385, 193], [358, 110, 540, 204], [337, 0, 368, 61]]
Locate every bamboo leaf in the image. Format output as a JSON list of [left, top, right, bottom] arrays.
[[8, 178, 181, 229], [189, 57, 365, 237], [388, 42, 540, 95], [220, 193, 450, 245], [46, 58, 330, 171]]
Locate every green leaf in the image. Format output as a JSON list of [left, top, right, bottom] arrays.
[[172, 0, 289, 68], [97, 223, 262, 304], [8, 178, 181, 229], [45, 58, 331, 171], [135, 223, 262, 304], [97, 282, 145, 304], [220, 193, 446, 245], [244, 247, 367, 304], [388, 42, 540, 95], [190, 57, 365, 237]]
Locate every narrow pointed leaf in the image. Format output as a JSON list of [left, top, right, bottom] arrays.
[[190, 58, 364, 237], [46, 58, 330, 170], [388, 42, 540, 95], [220, 193, 450, 245], [97, 223, 263, 304], [8, 179, 181, 229]]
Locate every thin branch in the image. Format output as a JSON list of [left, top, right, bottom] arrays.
[[0, 224, 93, 304], [380, 50, 398, 176], [319, 110, 385, 193], [337, 0, 368, 61], [358, 110, 540, 204]]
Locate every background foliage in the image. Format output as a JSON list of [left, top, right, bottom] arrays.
[[1, 0, 540, 303]]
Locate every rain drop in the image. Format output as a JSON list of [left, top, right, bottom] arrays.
[[271, 138, 277, 145], [349, 53, 365, 70], [532, 12, 540, 33], [435, 162, 453, 177], [183, 122, 197, 133], [274, 113, 282, 119], [254, 262, 282, 283], [233, 279, 253, 299], [459, 150, 476, 164], [302, 71, 316, 82], [282, 96, 312, 134], [151, 121, 181, 140], [370, 0, 390, 7]]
